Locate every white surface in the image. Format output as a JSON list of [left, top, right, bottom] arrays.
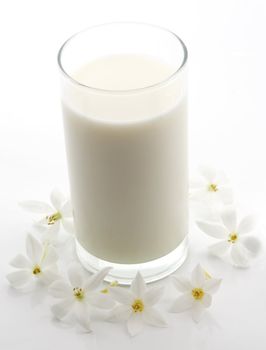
[[1, 0, 266, 349]]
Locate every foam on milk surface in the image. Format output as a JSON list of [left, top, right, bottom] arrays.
[[73, 54, 176, 91]]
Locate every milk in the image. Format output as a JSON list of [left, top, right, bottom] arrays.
[[62, 54, 188, 264]]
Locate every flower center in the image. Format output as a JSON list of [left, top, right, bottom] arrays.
[[46, 211, 62, 225], [131, 299, 144, 313], [192, 288, 205, 300], [32, 265, 41, 275], [73, 287, 84, 300], [208, 183, 218, 192], [228, 232, 238, 243]]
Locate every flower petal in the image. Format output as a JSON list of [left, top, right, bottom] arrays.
[[108, 305, 132, 321], [209, 241, 230, 257], [61, 219, 75, 234], [47, 221, 61, 234], [143, 307, 167, 327], [19, 200, 53, 214], [10, 254, 31, 269], [201, 293, 212, 308], [84, 267, 112, 291], [67, 263, 84, 287], [230, 244, 250, 267], [88, 292, 115, 309], [40, 268, 59, 285], [41, 246, 58, 268], [196, 221, 227, 239], [26, 234, 43, 264], [32, 221, 49, 234], [108, 286, 134, 305], [75, 304, 92, 332], [204, 278, 222, 294], [191, 302, 204, 323], [198, 165, 216, 182], [130, 272, 146, 297], [50, 188, 66, 211], [49, 280, 72, 298], [220, 207, 237, 232], [170, 293, 193, 313], [40, 233, 59, 245], [51, 298, 74, 319], [36, 217, 48, 225], [6, 270, 31, 288], [143, 285, 164, 306], [60, 200, 73, 218], [237, 215, 256, 235], [33, 221, 60, 239], [191, 264, 205, 287], [171, 276, 192, 293], [127, 313, 144, 336], [214, 170, 230, 185]]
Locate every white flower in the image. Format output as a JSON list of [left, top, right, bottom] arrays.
[[49, 264, 114, 332], [19, 188, 74, 242], [196, 207, 260, 267], [6, 234, 59, 289], [108, 272, 167, 336], [190, 165, 233, 206], [170, 264, 221, 323]]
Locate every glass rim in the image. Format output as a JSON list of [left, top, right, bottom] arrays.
[[57, 22, 188, 95]]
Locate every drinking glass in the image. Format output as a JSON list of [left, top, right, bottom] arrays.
[[58, 23, 188, 284]]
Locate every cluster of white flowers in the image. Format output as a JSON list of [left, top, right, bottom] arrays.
[[190, 165, 261, 267], [6, 236, 221, 335], [6, 169, 262, 336]]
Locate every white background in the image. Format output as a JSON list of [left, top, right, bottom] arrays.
[[1, 0, 266, 349]]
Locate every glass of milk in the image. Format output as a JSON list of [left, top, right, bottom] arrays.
[[58, 23, 188, 284]]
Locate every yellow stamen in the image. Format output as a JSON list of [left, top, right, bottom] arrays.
[[101, 280, 119, 294], [204, 270, 212, 279], [228, 232, 238, 243], [73, 287, 84, 300], [46, 212, 62, 225], [131, 299, 144, 313], [208, 183, 218, 192], [32, 265, 41, 275], [110, 280, 119, 287], [192, 288, 205, 300]]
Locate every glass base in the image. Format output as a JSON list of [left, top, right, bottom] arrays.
[[76, 236, 188, 285]]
